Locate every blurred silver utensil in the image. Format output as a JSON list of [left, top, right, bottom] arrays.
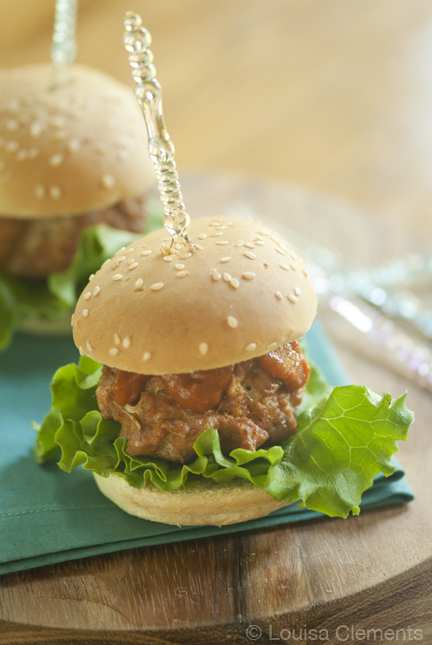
[[49, 0, 78, 89]]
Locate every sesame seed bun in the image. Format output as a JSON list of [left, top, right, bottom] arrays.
[[93, 473, 290, 526], [73, 216, 317, 374], [0, 63, 153, 217]]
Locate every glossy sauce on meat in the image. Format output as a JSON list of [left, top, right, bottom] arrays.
[[258, 340, 310, 391], [159, 366, 234, 413], [96, 341, 310, 463]]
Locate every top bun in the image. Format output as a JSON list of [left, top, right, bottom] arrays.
[[0, 64, 154, 217], [73, 217, 317, 374]]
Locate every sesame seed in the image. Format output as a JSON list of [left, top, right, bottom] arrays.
[[220, 257, 231, 263], [30, 122, 43, 138], [302, 269, 309, 277], [71, 313, 75, 326], [290, 263, 298, 270], [117, 256, 126, 262], [288, 295, 298, 303], [134, 278, 144, 290], [195, 244, 203, 250], [116, 247, 126, 255], [216, 240, 229, 245], [211, 232, 223, 237], [111, 261, 119, 270], [174, 244, 182, 251], [141, 249, 152, 256], [230, 278, 239, 289], [235, 241, 244, 247], [227, 316, 238, 328], [290, 254, 297, 260], [280, 264, 290, 271], [199, 342, 209, 356], [294, 287, 301, 296], [259, 231, 270, 237], [83, 292, 91, 300], [163, 255, 172, 262], [175, 263, 185, 270], [124, 248, 135, 254], [243, 251, 256, 259], [128, 262, 139, 270], [114, 334, 120, 345], [198, 233, 207, 239], [51, 116, 66, 129], [5, 140, 19, 152], [244, 242, 255, 249], [109, 347, 119, 357], [271, 235, 280, 244], [255, 240, 265, 246], [89, 274, 95, 280], [35, 185, 45, 199], [86, 341, 93, 352], [275, 247, 286, 255], [275, 292, 283, 300], [143, 351, 152, 361], [242, 272, 255, 280], [122, 336, 131, 349], [209, 221, 222, 226], [82, 309, 89, 317], [245, 342, 257, 352], [177, 270, 189, 278], [49, 153, 64, 167], [67, 138, 81, 153], [49, 185, 62, 199], [212, 269, 221, 281], [180, 252, 192, 259], [214, 225, 227, 230], [268, 342, 277, 350], [6, 119, 18, 131], [113, 274, 123, 281], [223, 272, 232, 282], [78, 346, 84, 356], [93, 286, 100, 296], [16, 149, 29, 161], [101, 174, 115, 189], [150, 282, 164, 291]]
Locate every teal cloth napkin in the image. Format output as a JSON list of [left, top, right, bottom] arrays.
[[0, 322, 414, 576]]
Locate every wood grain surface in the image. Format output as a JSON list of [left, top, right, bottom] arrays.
[[0, 1, 431, 642], [0, 173, 431, 643], [0, 0, 432, 244]]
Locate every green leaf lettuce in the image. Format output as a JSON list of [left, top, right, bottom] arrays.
[[33, 355, 414, 519]]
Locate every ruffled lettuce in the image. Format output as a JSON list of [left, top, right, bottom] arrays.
[[33, 356, 414, 518], [0, 200, 163, 350]]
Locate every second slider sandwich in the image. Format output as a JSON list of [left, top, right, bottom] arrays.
[[0, 63, 156, 347]]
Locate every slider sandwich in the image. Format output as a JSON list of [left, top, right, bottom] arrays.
[[0, 64, 156, 348], [34, 217, 414, 526]]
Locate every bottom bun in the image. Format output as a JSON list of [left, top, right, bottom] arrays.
[[94, 473, 290, 526], [19, 311, 73, 337]]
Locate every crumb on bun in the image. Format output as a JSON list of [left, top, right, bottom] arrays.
[[0, 63, 154, 217], [94, 473, 290, 526], [73, 216, 317, 374]]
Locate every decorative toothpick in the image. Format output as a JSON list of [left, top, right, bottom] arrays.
[[123, 12, 193, 248], [49, 0, 78, 89]]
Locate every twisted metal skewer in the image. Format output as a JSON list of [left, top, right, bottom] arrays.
[[123, 12, 193, 247], [49, 0, 78, 89]]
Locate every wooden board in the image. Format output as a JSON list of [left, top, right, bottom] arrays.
[[0, 174, 431, 644]]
